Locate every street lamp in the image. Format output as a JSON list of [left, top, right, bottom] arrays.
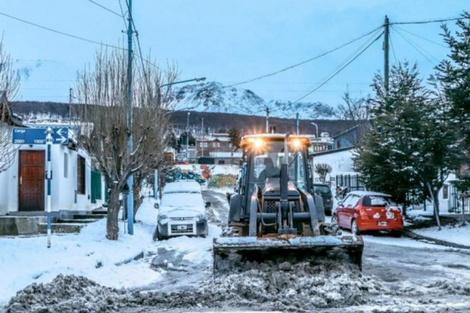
[[157, 77, 206, 108], [160, 77, 206, 90], [311, 122, 318, 152]]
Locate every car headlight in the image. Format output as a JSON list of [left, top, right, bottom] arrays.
[[158, 214, 168, 223], [196, 213, 206, 222]]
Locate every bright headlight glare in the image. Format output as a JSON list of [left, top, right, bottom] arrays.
[[291, 139, 302, 150], [253, 138, 264, 148]]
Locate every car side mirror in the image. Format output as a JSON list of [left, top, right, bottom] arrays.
[[154, 203, 159, 209], [205, 201, 211, 208]]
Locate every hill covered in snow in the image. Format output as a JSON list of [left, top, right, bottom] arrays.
[[171, 81, 337, 120]]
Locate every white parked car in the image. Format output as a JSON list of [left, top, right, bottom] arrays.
[[153, 181, 210, 240]]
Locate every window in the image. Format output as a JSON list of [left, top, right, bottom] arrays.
[[443, 185, 448, 199], [77, 156, 86, 195], [64, 153, 68, 178]]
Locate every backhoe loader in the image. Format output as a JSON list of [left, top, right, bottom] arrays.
[[213, 134, 363, 274]]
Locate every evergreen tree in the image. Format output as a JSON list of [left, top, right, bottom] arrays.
[[228, 127, 241, 152], [354, 62, 461, 227], [435, 11, 470, 191]]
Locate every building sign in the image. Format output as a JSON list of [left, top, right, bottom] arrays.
[[12, 128, 69, 145]]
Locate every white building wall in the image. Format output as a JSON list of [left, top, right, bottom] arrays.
[[0, 143, 93, 214], [311, 149, 356, 183]]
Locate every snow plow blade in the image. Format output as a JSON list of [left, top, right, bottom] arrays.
[[213, 235, 364, 275]]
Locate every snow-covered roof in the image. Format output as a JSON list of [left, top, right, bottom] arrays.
[[347, 190, 392, 197], [163, 181, 202, 194], [209, 152, 243, 158]]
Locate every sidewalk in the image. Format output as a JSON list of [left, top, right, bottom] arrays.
[[404, 213, 470, 250]]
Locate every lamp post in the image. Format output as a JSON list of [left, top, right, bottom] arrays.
[[201, 117, 204, 157], [311, 122, 318, 152], [157, 77, 206, 108], [186, 111, 191, 162], [158, 77, 205, 163], [154, 77, 206, 196]]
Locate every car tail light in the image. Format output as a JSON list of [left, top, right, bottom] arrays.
[[359, 207, 368, 218]]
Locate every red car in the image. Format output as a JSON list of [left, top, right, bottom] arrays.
[[332, 191, 404, 237]]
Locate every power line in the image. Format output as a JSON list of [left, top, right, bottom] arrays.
[[88, 0, 123, 17], [0, 11, 126, 51], [228, 24, 383, 87], [125, 0, 167, 75], [292, 31, 384, 104], [393, 25, 447, 48], [391, 16, 463, 25], [392, 25, 439, 65], [389, 31, 398, 64]]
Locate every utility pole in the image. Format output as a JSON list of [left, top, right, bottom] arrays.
[[265, 107, 270, 133], [296, 112, 299, 135], [384, 15, 390, 95], [201, 117, 204, 157], [126, 0, 134, 235], [69, 88, 73, 126]]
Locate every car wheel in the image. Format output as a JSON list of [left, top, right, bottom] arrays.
[[351, 219, 361, 235], [152, 226, 158, 241], [154, 226, 165, 241], [391, 231, 402, 238]]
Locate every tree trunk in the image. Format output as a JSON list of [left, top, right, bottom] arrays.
[[106, 187, 121, 240], [133, 183, 142, 221], [427, 184, 442, 230]]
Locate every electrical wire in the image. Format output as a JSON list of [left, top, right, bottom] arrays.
[[88, 0, 123, 18], [0, 11, 126, 51], [392, 25, 439, 65], [118, 0, 130, 30], [391, 17, 463, 25], [292, 31, 384, 104], [389, 30, 398, 64], [124, 0, 167, 75], [228, 24, 383, 87], [393, 25, 447, 48]]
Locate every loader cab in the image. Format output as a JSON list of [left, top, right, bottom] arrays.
[[241, 135, 311, 207]]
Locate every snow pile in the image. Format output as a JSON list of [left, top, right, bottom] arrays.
[[198, 261, 383, 311], [3, 274, 127, 313], [3, 262, 385, 313]]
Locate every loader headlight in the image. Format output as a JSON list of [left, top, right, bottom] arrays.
[[290, 138, 302, 150], [253, 138, 264, 148]]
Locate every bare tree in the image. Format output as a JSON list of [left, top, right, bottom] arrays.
[[314, 163, 332, 183], [73, 49, 178, 240], [0, 38, 21, 173], [335, 90, 369, 121]]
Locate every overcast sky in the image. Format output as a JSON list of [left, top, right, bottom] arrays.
[[0, 1, 466, 107]]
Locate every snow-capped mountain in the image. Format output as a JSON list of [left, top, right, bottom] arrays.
[[13, 58, 337, 120], [171, 81, 336, 120]]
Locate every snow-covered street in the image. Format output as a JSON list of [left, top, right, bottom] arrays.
[[1, 187, 470, 313]]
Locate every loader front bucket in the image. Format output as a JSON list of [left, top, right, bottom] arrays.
[[213, 235, 364, 275]]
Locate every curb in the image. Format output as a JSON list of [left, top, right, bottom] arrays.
[[403, 229, 470, 250]]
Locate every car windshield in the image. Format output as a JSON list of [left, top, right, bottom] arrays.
[[371, 196, 396, 206]]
